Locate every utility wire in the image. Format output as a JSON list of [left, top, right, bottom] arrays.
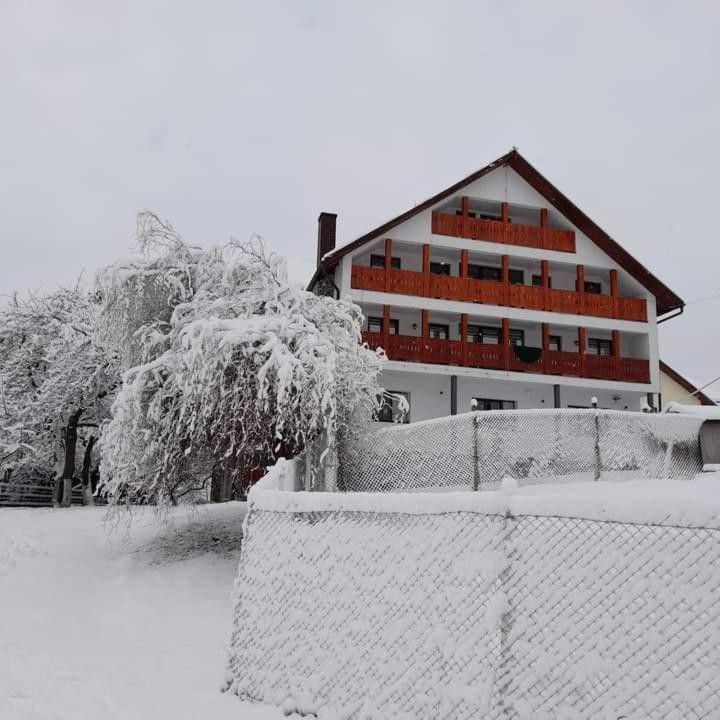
[[685, 292, 720, 307]]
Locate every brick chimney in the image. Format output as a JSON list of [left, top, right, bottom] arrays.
[[317, 212, 337, 267]]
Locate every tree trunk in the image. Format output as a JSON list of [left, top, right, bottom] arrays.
[[60, 409, 83, 508], [81, 435, 96, 506]]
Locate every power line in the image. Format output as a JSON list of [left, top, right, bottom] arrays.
[[685, 291, 720, 307]]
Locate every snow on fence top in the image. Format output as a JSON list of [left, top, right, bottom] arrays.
[[227, 477, 720, 719], [329, 409, 704, 492]]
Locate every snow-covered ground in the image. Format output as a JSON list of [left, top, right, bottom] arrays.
[[0, 503, 281, 720]]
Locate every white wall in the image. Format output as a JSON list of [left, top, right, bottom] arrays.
[[380, 369, 451, 422], [378, 369, 647, 421], [339, 161, 661, 393], [660, 369, 703, 410]]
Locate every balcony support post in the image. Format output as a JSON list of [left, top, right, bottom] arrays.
[[450, 375, 458, 416], [502, 318, 510, 371], [501, 254, 510, 306], [541, 259, 549, 311], [460, 196, 471, 237], [422, 243, 430, 297], [612, 329, 621, 381], [383, 304, 391, 356], [578, 326, 587, 377], [421, 309, 429, 341], [384, 238, 392, 292], [461, 313, 468, 366], [576, 264, 585, 315], [460, 249, 469, 301], [542, 322, 550, 374], [540, 207, 548, 250], [501, 201, 509, 245], [609, 269, 619, 318]]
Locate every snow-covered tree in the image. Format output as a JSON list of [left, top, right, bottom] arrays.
[[100, 212, 383, 508], [0, 286, 119, 505]]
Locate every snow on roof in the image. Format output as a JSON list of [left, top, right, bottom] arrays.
[[666, 402, 720, 419]]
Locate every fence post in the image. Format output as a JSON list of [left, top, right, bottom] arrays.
[[592, 398, 601, 481], [473, 414, 480, 491]]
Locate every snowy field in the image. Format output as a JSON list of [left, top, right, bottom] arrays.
[[0, 503, 281, 720]]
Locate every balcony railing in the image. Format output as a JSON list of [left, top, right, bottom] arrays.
[[351, 266, 648, 322], [362, 332, 651, 384], [432, 211, 576, 252]]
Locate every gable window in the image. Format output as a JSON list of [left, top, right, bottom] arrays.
[[375, 391, 410, 423], [472, 398, 516, 411], [428, 323, 449, 340], [548, 335, 562, 352], [430, 261, 451, 276], [584, 281, 602, 294], [508, 269, 524, 285], [367, 316, 399, 335], [587, 338, 613, 356], [532, 274, 552, 288], [370, 254, 401, 270]]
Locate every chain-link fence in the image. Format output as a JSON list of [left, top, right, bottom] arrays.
[[225, 493, 720, 719], [331, 410, 704, 492]]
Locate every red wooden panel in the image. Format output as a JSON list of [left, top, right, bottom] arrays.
[[351, 266, 386, 291], [585, 354, 619, 381], [546, 350, 582, 376], [386, 269, 425, 297], [547, 288, 580, 314], [616, 297, 648, 322], [583, 293, 614, 318], [429, 274, 466, 301], [465, 342, 505, 370], [432, 211, 575, 252]]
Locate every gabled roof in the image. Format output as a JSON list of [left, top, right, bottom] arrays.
[[311, 149, 684, 316], [660, 361, 716, 406]]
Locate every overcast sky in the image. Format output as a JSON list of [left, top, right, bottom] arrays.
[[2, 1, 719, 391]]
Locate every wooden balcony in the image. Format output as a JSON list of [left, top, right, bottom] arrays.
[[351, 266, 648, 322], [362, 331, 651, 384], [432, 210, 576, 252]]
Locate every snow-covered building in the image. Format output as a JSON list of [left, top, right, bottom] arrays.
[[659, 360, 716, 410], [309, 149, 684, 422]]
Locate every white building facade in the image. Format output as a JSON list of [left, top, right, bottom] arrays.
[[310, 150, 684, 422]]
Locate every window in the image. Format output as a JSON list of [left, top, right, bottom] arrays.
[[532, 274, 552, 288], [466, 325, 497, 344], [370, 254, 401, 270], [464, 325, 523, 346], [367, 316, 399, 335], [468, 264, 501, 281], [584, 281, 602, 294], [548, 335, 562, 352], [375, 391, 410, 423], [508, 269, 524, 285], [587, 338, 613, 356], [430, 261, 451, 276], [472, 398, 516, 411], [509, 329, 525, 347], [428, 323, 449, 340]]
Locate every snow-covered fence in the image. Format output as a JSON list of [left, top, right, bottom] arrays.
[[0, 482, 84, 507], [333, 409, 704, 492], [225, 481, 720, 719]]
